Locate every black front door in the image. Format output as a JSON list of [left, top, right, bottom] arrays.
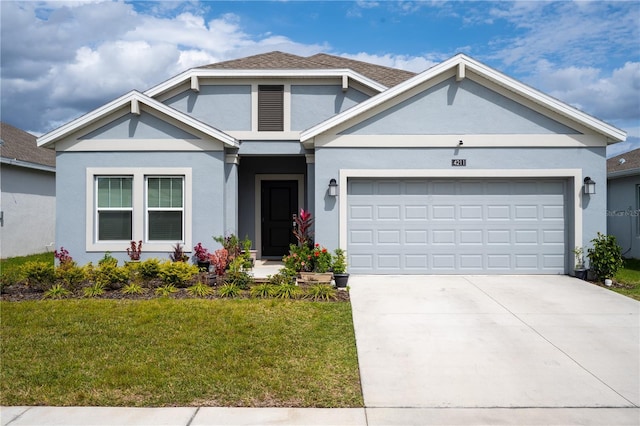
[[261, 180, 298, 257]]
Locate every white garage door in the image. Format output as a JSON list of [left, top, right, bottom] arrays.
[[347, 178, 567, 274]]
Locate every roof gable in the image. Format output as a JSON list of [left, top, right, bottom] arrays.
[[38, 91, 238, 149], [301, 54, 627, 144], [1, 122, 55, 169]]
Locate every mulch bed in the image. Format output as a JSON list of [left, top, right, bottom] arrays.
[[1, 276, 350, 302]]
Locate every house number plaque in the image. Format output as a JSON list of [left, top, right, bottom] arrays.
[[451, 159, 467, 166]]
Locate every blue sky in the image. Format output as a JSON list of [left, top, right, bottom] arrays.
[[1, 1, 639, 156]]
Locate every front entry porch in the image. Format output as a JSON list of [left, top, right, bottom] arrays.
[[236, 155, 312, 260]]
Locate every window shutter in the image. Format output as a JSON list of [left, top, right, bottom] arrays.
[[258, 85, 284, 131]]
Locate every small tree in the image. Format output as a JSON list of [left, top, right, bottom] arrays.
[[587, 233, 623, 281]]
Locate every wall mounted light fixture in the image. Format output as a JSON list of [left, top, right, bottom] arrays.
[[328, 178, 338, 197], [583, 176, 596, 195]]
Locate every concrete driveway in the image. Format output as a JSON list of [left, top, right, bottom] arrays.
[[349, 275, 639, 413]]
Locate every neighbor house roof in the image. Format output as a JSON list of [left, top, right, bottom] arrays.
[[301, 53, 627, 144], [1, 122, 55, 171], [607, 148, 640, 179], [199, 51, 416, 88]]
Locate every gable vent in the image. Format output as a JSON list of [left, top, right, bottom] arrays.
[[258, 85, 284, 131]]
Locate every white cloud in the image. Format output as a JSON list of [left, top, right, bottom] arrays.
[[0, 2, 326, 133], [527, 61, 640, 123], [342, 52, 438, 73]]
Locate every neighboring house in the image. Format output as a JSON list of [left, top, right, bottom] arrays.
[[1, 122, 56, 258], [38, 52, 626, 274], [607, 148, 640, 259]]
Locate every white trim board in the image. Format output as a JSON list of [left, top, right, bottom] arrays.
[[337, 168, 583, 264], [314, 134, 606, 148], [254, 174, 304, 259]]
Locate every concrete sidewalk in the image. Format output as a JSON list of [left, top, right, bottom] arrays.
[[3, 406, 640, 425]]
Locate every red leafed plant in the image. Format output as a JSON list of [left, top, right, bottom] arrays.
[[126, 240, 142, 261], [54, 247, 73, 265], [293, 208, 314, 247], [193, 243, 210, 262], [209, 248, 229, 276]]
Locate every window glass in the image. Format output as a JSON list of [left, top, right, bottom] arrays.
[[96, 177, 133, 240], [147, 177, 184, 241]]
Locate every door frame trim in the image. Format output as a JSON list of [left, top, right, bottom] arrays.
[[255, 174, 304, 259], [339, 169, 582, 267]]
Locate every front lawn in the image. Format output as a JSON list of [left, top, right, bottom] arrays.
[[0, 299, 363, 407], [612, 258, 640, 301]]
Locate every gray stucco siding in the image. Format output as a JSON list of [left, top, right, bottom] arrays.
[[342, 77, 579, 135], [313, 146, 606, 270], [291, 85, 370, 131], [80, 112, 199, 140], [607, 175, 640, 259], [55, 151, 226, 265], [164, 85, 251, 131], [1, 166, 56, 257]]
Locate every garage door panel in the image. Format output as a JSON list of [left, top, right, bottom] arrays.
[[347, 178, 567, 274], [377, 205, 401, 220]]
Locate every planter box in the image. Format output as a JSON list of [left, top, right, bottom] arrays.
[[299, 272, 333, 283]]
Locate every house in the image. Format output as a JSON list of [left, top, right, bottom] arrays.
[[37, 51, 626, 274], [607, 148, 640, 259], [1, 122, 56, 258]]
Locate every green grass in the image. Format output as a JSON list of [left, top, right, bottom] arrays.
[[0, 299, 362, 407], [612, 258, 640, 301]]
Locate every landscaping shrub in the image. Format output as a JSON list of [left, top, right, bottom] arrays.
[[272, 283, 302, 299], [84, 282, 106, 298], [155, 284, 178, 297], [95, 263, 129, 290], [305, 283, 337, 301], [21, 261, 55, 290], [43, 283, 71, 299], [121, 282, 145, 295], [55, 263, 86, 291], [138, 258, 161, 280], [187, 281, 213, 297], [250, 283, 274, 298], [218, 282, 241, 298], [158, 261, 199, 287], [587, 232, 624, 281]]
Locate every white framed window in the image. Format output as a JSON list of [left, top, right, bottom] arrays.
[[86, 168, 192, 252], [146, 176, 184, 241], [96, 176, 133, 241]]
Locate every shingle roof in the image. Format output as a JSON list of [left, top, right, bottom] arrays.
[[198, 51, 416, 88], [1, 122, 55, 168], [307, 53, 416, 88], [608, 148, 640, 175]]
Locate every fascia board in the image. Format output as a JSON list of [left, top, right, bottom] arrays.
[[38, 90, 238, 149], [0, 156, 56, 173], [607, 168, 640, 179], [301, 54, 627, 143], [144, 68, 387, 98]]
